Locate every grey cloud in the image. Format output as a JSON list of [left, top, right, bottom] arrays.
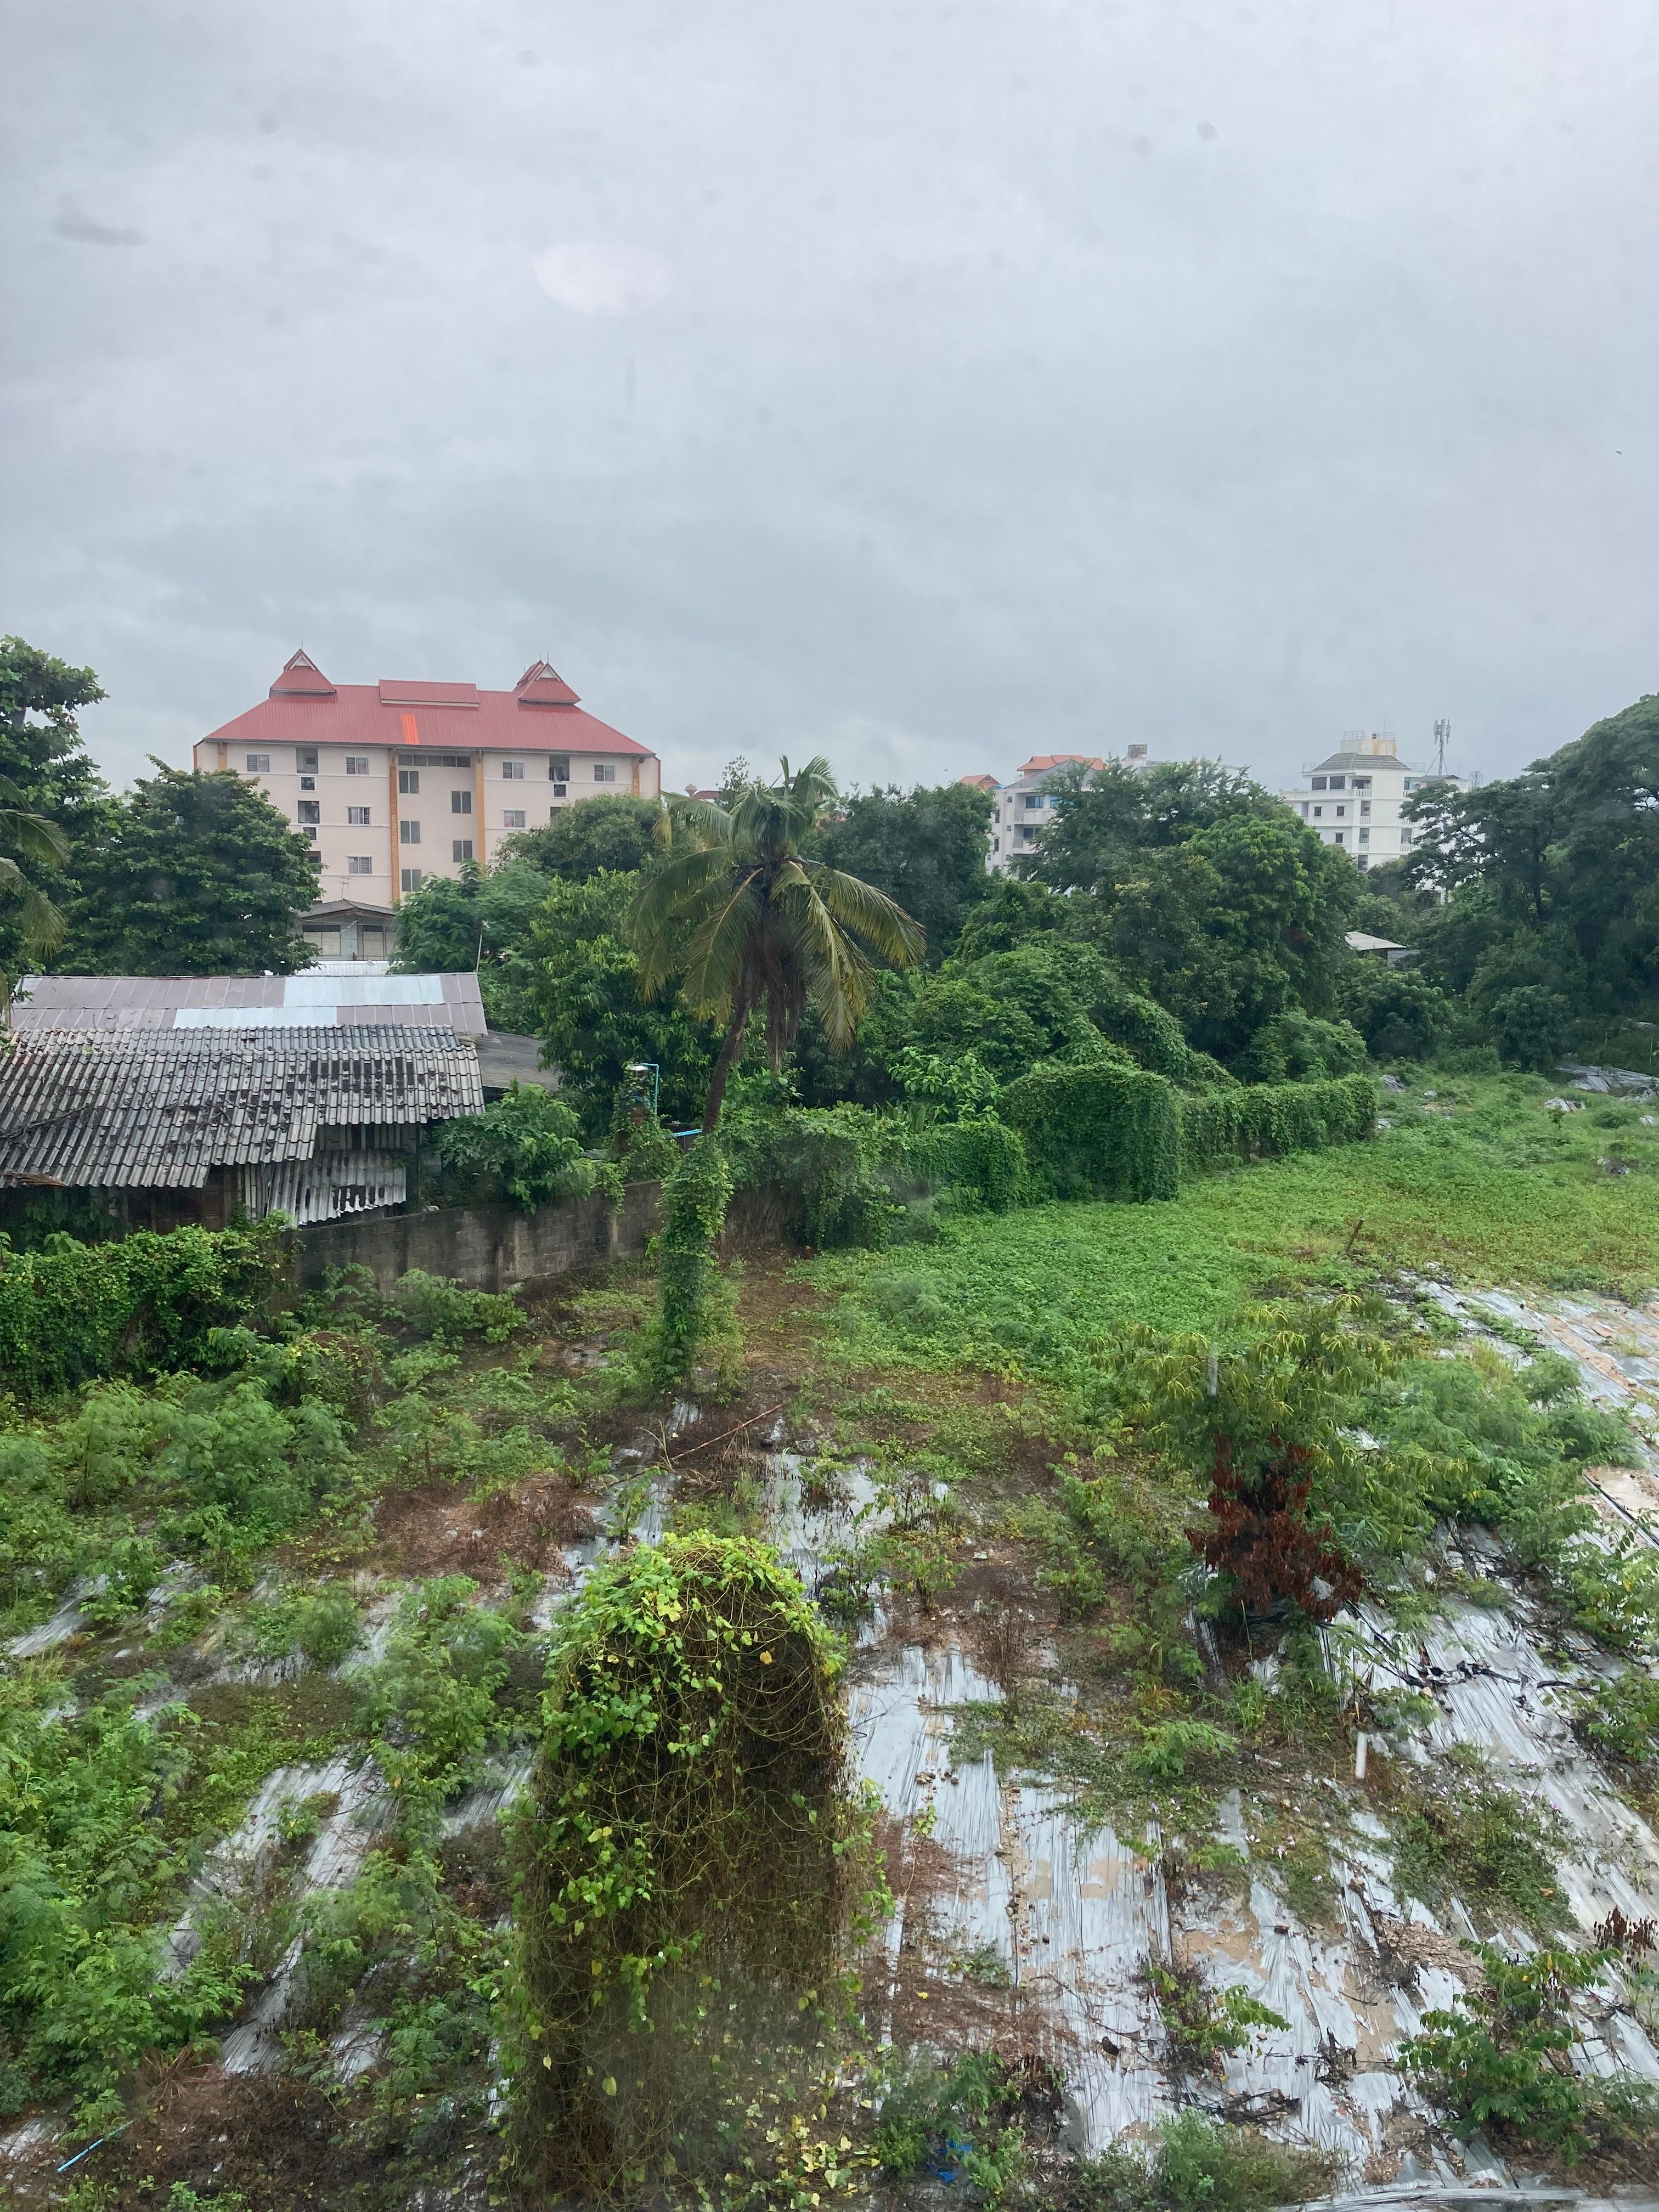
[[2, 0, 1656, 799], [51, 195, 143, 247]]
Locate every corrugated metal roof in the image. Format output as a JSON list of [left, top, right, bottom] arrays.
[[11, 970, 487, 1037], [0, 1026, 483, 1190]]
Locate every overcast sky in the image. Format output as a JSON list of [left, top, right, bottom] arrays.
[[4, 0, 1656, 799]]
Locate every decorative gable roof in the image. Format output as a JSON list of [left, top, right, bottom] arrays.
[[269, 650, 336, 698], [515, 660, 582, 706]]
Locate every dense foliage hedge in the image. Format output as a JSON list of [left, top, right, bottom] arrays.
[[651, 1138, 734, 1383], [1176, 1072, 1376, 1173], [0, 1222, 289, 1400], [998, 1062, 1182, 1202]]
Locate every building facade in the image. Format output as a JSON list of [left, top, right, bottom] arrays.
[[1278, 735, 1460, 870], [977, 750, 1150, 874], [194, 652, 662, 951]]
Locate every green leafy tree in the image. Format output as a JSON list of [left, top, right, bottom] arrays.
[[0, 637, 105, 976], [504, 793, 662, 882], [809, 779, 992, 961], [64, 763, 321, 975], [1105, 812, 1359, 1062], [391, 858, 546, 1027], [1029, 757, 1283, 896], [1336, 958, 1451, 1060], [526, 871, 714, 1137], [627, 758, 926, 1130]]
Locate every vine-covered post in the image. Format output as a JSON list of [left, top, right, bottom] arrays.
[[650, 1137, 733, 1389]]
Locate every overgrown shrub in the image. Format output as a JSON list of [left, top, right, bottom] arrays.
[[1176, 1072, 1376, 1175], [0, 1222, 288, 1401], [434, 1083, 596, 1213], [719, 1103, 900, 1248], [904, 1115, 1028, 1213], [1000, 1060, 1181, 1201], [515, 1534, 872, 2198], [1068, 2111, 1335, 2211]]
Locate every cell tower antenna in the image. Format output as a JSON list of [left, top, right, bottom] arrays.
[[1432, 718, 1451, 777]]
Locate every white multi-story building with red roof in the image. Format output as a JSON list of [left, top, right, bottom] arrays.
[[194, 651, 661, 958]]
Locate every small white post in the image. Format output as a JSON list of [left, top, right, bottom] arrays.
[[1354, 1730, 1368, 1781]]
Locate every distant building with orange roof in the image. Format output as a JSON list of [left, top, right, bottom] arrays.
[[985, 746, 1150, 874]]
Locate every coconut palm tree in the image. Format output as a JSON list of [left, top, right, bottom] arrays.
[[627, 757, 926, 1131], [0, 772, 71, 965]]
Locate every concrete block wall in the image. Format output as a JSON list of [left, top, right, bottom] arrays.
[[290, 1180, 663, 1294]]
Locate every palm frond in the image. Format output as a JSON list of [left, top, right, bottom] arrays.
[[798, 861, 925, 963], [0, 806, 71, 868], [681, 872, 767, 1019], [660, 793, 735, 851], [626, 847, 739, 996]]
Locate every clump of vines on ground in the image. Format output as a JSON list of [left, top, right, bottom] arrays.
[[514, 1533, 883, 2201]]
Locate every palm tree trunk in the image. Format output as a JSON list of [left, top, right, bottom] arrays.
[[702, 1007, 751, 1132]]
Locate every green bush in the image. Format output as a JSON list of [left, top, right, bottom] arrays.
[[999, 1061, 1181, 1201], [433, 1083, 595, 1213], [903, 1115, 1028, 1213], [1238, 1009, 1367, 1083], [1176, 1071, 1376, 1173], [0, 1222, 288, 1401]]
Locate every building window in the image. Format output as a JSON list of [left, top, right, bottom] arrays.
[[401, 867, 423, 894], [345, 755, 370, 776], [297, 800, 320, 825], [400, 820, 421, 845], [1334, 830, 1345, 845], [1335, 804, 1345, 818], [1311, 776, 1327, 791], [398, 769, 420, 794], [1360, 799, 1370, 817], [1353, 777, 1370, 791], [992, 839, 1001, 853], [297, 748, 319, 774], [1359, 828, 1370, 844], [363, 926, 386, 956], [453, 839, 474, 863], [348, 855, 373, 875], [300, 775, 316, 792], [347, 804, 371, 826], [1401, 830, 1414, 847], [1313, 805, 1323, 818], [1300, 803, 1310, 817], [1024, 794, 1043, 809], [549, 757, 570, 784], [245, 753, 270, 774], [500, 759, 525, 781], [1329, 776, 1345, 790], [1404, 777, 1418, 791], [451, 789, 472, 814], [594, 763, 617, 784], [503, 809, 526, 829], [302, 827, 317, 844]]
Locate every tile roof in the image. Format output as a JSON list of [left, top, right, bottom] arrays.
[[0, 1026, 483, 1190], [201, 650, 653, 759], [12, 970, 488, 1037]]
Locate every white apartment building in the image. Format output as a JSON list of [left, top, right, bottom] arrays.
[[1278, 734, 1460, 870], [975, 748, 1150, 874], [194, 651, 661, 956]]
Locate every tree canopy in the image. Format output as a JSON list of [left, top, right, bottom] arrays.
[[526, 871, 714, 1139], [505, 794, 662, 883], [0, 638, 107, 977], [807, 778, 992, 962], [67, 763, 321, 975]]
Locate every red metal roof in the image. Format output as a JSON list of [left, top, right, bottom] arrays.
[[1019, 754, 1104, 774], [206, 655, 655, 759], [958, 773, 998, 791], [378, 679, 481, 709]]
